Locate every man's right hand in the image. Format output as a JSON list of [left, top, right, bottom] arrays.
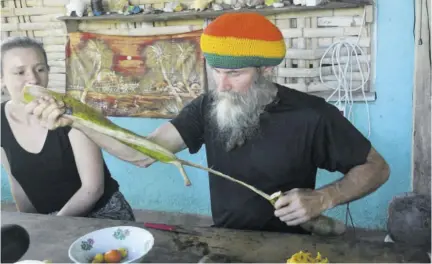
[[24, 96, 72, 130]]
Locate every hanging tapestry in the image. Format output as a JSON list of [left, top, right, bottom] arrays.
[[65, 30, 205, 118]]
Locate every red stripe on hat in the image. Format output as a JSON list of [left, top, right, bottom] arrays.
[[203, 13, 282, 41]]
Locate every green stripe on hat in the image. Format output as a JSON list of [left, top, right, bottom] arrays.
[[204, 53, 284, 69]]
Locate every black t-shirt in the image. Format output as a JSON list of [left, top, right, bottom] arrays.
[[170, 84, 371, 233], [1, 102, 119, 214]]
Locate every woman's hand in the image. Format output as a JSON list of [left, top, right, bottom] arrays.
[[24, 96, 72, 129]]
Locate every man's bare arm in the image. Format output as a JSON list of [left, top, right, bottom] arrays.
[[73, 122, 187, 168], [318, 147, 390, 209]]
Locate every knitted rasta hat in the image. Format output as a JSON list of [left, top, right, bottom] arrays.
[[200, 12, 286, 69]]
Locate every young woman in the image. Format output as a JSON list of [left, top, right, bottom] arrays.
[[1, 36, 136, 221]]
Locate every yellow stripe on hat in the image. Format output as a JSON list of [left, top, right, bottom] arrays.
[[201, 34, 286, 59]]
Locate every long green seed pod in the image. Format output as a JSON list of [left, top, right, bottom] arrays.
[[22, 84, 346, 236]]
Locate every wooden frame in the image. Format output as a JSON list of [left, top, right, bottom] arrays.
[[412, 0, 431, 196]]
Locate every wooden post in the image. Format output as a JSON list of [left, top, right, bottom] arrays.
[[412, 0, 431, 196]]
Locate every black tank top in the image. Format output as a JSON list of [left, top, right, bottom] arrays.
[[1, 102, 119, 214]]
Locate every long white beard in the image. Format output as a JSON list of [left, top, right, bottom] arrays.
[[209, 74, 277, 151], [213, 96, 244, 131]]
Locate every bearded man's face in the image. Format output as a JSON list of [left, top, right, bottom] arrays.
[[208, 67, 278, 151]]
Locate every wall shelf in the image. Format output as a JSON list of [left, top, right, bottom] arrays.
[[57, 1, 371, 23]]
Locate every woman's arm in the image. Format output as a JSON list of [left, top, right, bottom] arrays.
[[1, 148, 37, 213], [56, 128, 106, 217]]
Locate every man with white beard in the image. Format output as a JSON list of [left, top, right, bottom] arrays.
[[208, 67, 278, 152], [25, 12, 390, 234]]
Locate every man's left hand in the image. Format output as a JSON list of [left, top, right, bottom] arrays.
[[274, 188, 333, 226]]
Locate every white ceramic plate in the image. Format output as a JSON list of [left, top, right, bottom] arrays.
[[68, 226, 154, 263]]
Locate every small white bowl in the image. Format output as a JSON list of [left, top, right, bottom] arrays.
[[68, 226, 154, 263]]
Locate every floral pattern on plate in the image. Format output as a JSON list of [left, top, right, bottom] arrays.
[[113, 228, 130, 240], [81, 238, 94, 251]]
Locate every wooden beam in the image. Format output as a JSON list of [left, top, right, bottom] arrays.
[[56, 2, 371, 23], [412, 0, 431, 196]]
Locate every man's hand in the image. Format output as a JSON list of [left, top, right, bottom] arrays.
[[274, 188, 333, 226], [24, 96, 72, 129]]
